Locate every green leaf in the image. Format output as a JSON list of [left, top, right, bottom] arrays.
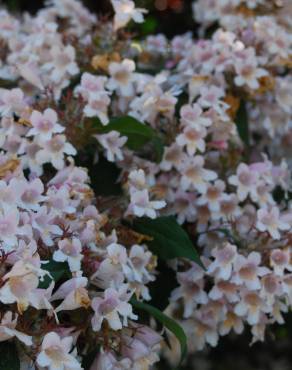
[[0, 342, 20, 370], [92, 116, 163, 160], [148, 260, 178, 311], [131, 299, 187, 364], [88, 155, 122, 196], [39, 260, 71, 289], [235, 100, 249, 146], [133, 216, 204, 268]]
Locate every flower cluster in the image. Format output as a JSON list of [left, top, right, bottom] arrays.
[[0, 0, 291, 369]]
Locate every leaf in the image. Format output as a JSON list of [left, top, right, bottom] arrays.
[[89, 155, 122, 196], [133, 216, 204, 268], [235, 100, 249, 146], [131, 299, 187, 363], [39, 260, 71, 289], [92, 116, 163, 160], [0, 342, 20, 370]]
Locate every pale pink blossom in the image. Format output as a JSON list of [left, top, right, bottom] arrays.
[[95, 131, 127, 162], [111, 0, 147, 30], [27, 108, 64, 141], [91, 285, 137, 331], [36, 332, 82, 370], [256, 206, 290, 240]]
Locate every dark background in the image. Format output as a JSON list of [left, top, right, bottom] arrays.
[[0, 0, 195, 37]]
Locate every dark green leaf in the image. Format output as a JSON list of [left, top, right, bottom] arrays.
[[131, 299, 187, 363], [235, 100, 249, 146], [39, 260, 71, 289], [89, 155, 122, 196], [133, 216, 204, 268], [0, 342, 20, 370], [149, 260, 178, 310]]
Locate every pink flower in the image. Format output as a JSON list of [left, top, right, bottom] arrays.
[[180, 155, 217, 193], [45, 45, 79, 83], [108, 59, 136, 97], [36, 332, 82, 370], [234, 61, 268, 90], [95, 131, 127, 162], [208, 243, 237, 280], [91, 285, 137, 331], [27, 109, 64, 141], [51, 277, 90, 313], [180, 103, 211, 128], [270, 248, 292, 276], [0, 208, 19, 248], [53, 238, 83, 272], [0, 88, 26, 117], [234, 290, 269, 325], [228, 163, 258, 201], [36, 134, 77, 170], [256, 206, 290, 240], [111, 0, 147, 30], [176, 123, 207, 155], [232, 252, 269, 290], [127, 189, 165, 219], [10, 177, 46, 211]]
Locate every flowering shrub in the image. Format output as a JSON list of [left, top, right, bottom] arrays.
[[0, 0, 291, 369]]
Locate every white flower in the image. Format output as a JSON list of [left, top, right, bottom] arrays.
[[232, 252, 269, 290], [53, 238, 83, 272], [95, 131, 127, 162], [207, 243, 237, 280], [111, 0, 147, 30], [128, 189, 165, 219], [36, 332, 82, 370], [256, 206, 290, 240], [36, 135, 76, 170], [91, 285, 137, 331], [107, 59, 136, 97], [228, 163, 258, 201], [270, 248, 292, 276], [27, 109, 64, 141], [234, 290, 269, 325], [176, 123, 207, 155], [180, 155, 217, 193], [234, 61, 268, 90], [44, 45, 79, 83]]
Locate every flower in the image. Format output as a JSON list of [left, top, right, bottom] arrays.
[[127, 189, 165, 219], [232, 251, 269, 290], [53, 238, 83, 272], [234, 290, 269, 325], [111, 0, 147, 30], [108, 59, 136, 97], [180, 156, 217, 193], [207, 243, 237, 280], [176, 123, 207, 155], [36, 134, 76, 169], [91, 285, 137, 331], [27, 109, 64, 141], [256, 206, 290, 240], [228, 163, 258, 201], [36, 332, 82, 370], [95, 131, 127, 162], [44, 45, 79, 83], [234, 60, 268, 90]]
